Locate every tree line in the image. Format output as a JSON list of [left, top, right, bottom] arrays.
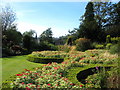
[[1, 1, 120, 57]]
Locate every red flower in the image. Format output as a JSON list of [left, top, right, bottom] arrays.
[[60, 73, 62, 75], [34, 73, 38, 75], [54, 67, 58, 70], [56, 84, 59, 86], [16, 74, 23, 76], [47, 84, 51, 86], [80, 85, 83, 87], [21, 82, 24, 84], [26, 87, 30, 90], [70, 83, 74, 86], [24, 73, 29, 75], [40, 76, 43, 78], [23, 76, 26, 78], [37, 85, 40, 87]]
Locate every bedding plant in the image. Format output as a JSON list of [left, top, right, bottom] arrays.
[[9, 49, 118, 89]]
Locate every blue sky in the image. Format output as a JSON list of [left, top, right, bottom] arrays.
[[2, 2, 88, 37], [1, 0, 119, 37]]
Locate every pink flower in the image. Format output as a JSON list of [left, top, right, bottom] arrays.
[[96, 67, 99, 70], [80, 57, 84, 60]]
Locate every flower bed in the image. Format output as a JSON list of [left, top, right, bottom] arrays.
[[11, 62, 85, 89], [10, 49, 118, 89]]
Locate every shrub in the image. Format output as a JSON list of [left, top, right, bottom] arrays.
[[75, 38, 92, 52], [106, 35, 111, 43], [57, 45, 71, 52], [111, 37, 120, 44], [27, 55, 64, 64], [39, 42, 57, 51], [109, 44, 120, 54], [95, 44, 104, 49], [66, 36, 73, 46], [106, 43, 112, 49]]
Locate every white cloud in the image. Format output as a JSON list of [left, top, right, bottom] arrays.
[[16, 10, 36, 17], [17, 22, 48, 35], [17, 22, 68, 37]]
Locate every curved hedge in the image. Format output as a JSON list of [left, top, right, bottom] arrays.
[[27, 55, 64, 64]]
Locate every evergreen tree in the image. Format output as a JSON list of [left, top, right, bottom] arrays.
[[78, 2, 100, 42]]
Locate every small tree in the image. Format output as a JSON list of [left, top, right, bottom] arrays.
[[75, 38, 91, 51], [23, 30, 38, 51], [66, 36, 73, 46], [0, 6, 16, 32], [106, 35, 111, 43], [39, 28, 53, 44]]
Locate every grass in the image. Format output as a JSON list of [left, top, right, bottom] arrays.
[[66, 64, 116, 85], [1, 55, 43, 82]]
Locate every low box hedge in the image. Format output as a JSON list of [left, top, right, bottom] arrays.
[[27, 55, 64, 64]]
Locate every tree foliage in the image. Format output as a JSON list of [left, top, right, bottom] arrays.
[[23, 30, 38, 51], [40, 28, 53, 44], [77, 2, 100, 42], [0, 6, 16, 32]]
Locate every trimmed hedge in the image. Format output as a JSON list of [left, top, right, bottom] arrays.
[[27, 55, 64, 64]]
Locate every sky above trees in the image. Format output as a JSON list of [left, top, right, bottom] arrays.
[[1, 2, 87, 37], [1, 0, 119, 37]]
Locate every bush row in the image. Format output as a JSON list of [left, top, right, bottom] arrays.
[[27, 55, 64, 64]]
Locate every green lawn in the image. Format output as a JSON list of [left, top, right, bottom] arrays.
[[1, 55, 43, 81]]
